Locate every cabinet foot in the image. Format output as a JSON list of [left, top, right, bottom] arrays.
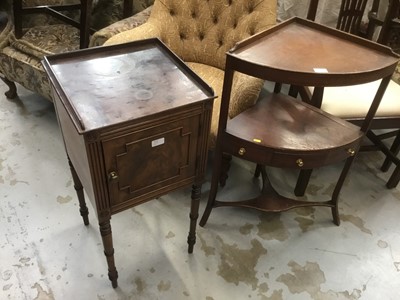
[[99, 219, 119, 288], [188, 184, 201, 253]]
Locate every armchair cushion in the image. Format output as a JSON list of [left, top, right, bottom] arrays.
[[9, 24, 80, 59], [309, 78, 400, 119]]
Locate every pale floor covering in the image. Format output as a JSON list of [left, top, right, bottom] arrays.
[[1, 82, 400, 300]]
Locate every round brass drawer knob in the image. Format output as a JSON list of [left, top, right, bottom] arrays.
[[238, 147, 246, 156], [296, 158, 304, 167], [108, 171, 119, 181], [347, 148, 355, 156]]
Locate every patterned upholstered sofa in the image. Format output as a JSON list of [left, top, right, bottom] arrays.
[[0, 0, 154, 100]]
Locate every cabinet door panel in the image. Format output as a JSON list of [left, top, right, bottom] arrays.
[[103, 115, 200, 210]]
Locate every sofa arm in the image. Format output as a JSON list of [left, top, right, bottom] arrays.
[[89, 5, 152, 47], [0, 13, 12, 50]]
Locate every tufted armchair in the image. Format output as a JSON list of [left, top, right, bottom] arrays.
[[102, 0, 277, 147]]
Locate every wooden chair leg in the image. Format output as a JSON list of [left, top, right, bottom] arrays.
[[274, 82, 282, 93], [366, 131, 400, 189], [288, 85, 299, 98], [381, 130, 400, 172], [294, 169, 313, 196], [386, 165, 400, 189], [254, 164, 262, 178], [1, 76, 17, 99], [219, 153, 232, 187], [330, 156, 356, 226]]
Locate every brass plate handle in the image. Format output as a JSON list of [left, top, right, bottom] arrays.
[[108, 171, 119, 181], [238, 147, 246, 156], [296, 158, 304, 167]]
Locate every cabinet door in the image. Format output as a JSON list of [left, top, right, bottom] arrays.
[[102, 114, 201, 212]]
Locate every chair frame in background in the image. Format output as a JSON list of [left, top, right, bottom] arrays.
[[0, 0, 96, 100], [294, 0, 400, 195], [13, 0, 93, 49]]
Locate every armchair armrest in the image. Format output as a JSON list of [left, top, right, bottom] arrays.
[[89, 5, 152, 47]]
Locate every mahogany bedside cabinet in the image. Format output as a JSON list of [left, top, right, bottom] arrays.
[[42, 38, 215, 287]]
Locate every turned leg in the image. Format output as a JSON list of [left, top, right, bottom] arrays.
[[0, 76, 17, 99], [187, 183, 201, 253], [99, 218, 118, 288], [68, 158, 89, 225], [219, 153, 232, 187]]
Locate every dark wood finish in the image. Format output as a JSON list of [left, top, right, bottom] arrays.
[[42, 38, 214, 287], [200, 17, 398, 228], [228, 19, 396, 87], [13, 0, 93, 48]]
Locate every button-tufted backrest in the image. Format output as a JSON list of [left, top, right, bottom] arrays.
[[147, 0, 276, 70]]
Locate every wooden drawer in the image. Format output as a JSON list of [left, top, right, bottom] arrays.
[[225, 136, 360, 169]]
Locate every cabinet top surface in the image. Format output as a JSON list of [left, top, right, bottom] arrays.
[[43, 39, 214, 133], [229, 18, 399, 85]]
